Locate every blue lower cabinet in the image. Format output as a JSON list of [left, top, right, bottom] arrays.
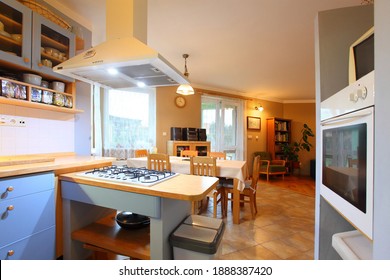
[[0, 172, 55, 260], [0, 226, 56, 260]]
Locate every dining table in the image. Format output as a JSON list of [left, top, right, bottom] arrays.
[[127, 156, 248, 224]]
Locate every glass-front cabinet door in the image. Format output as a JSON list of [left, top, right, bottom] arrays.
[[32, 13, 75, 81], [0, 0, 32, 70]]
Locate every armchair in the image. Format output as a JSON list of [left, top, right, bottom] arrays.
[[254, 151, 286, 181]]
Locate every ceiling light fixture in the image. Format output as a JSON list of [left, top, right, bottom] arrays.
[[255, 105, 264, 112], [176, 54, 195, 95]]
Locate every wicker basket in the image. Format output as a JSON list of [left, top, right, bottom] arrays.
[[19, 0, 72, 31]]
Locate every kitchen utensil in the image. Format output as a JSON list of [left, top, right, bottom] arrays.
[[115, 211, 150, 229], [22, 73, 42, 86]]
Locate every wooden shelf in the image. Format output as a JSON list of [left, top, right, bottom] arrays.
[[0, 13, 22, 29], [71, 213, 150, 260], [266, 117, 292, 160], [41, 34, 69, 52], [0, 76, 83, 114], [0, 96, 83, 113]]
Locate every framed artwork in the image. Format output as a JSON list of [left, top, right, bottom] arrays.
[[247, 116, 261, 130]]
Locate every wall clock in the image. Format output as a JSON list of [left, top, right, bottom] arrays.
[[175, 96, 186, 108]]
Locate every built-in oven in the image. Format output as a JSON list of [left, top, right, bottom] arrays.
[[320, 71, 374, 239]]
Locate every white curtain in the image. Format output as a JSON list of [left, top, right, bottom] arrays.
[[101, 88, 156, 160]]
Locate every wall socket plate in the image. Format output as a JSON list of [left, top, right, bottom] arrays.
[[0, 116, 26, 127]]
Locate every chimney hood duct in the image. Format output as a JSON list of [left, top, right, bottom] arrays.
[[53, 37, 189, 89], [53, 0, 189, 89]]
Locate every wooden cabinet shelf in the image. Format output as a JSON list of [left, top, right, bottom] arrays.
[[41, 34, 69, 52], [0, 76, 83, 114], [167, 140, 211, 156], [71, 213, 150, 260], [266, 117, 292, 159]]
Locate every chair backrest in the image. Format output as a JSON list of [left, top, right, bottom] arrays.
[[190, 156, 217, 177], [134, 149, 148, 158], [147, 153, 171, 171], [207, 151, 226, 160], [251, 155, 261, 189], [180, 150, 198, 157], [254, 151, 272, 161]]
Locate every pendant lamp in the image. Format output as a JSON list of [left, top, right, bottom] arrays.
[[176, 54, 195, 95]]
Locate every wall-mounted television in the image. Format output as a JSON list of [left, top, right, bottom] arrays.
[[349, 27, 374, 84]]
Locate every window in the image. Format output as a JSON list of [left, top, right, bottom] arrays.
[[101, 88, 156, 159], [201, 96, 244, 160]]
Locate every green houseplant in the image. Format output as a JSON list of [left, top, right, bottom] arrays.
[[281, 123, 314, 164]]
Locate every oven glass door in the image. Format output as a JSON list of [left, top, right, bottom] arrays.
[[321, 106, 373, 216]]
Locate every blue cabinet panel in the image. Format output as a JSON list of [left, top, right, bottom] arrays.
[[0, 189, 55, 247], [0, 172, 54, 201], [0, 226, 56, 260]]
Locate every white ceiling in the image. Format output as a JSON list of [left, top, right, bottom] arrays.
[[49, 0, 366, 102]]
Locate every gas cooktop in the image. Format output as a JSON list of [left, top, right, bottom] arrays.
[[77, 165, 178, 187]]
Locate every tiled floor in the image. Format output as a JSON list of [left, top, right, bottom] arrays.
[[202, 176, 316, 260]]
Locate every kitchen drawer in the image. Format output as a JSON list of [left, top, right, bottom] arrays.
[[0, 189, 55, 248], [0, 172, 54, 201], [0, 226, 56, 260]]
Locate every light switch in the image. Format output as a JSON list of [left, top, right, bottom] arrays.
[[248, 135, 253, 139], [162, 131, 167, 136]]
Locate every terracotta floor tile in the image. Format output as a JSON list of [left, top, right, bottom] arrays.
[[203, 176, 315, 260]]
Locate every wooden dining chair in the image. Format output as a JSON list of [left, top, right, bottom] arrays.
[[180, 150, 198, 157], [190, 156, 224, 218], [223, 155, 260, 220], [147, 153, 171, 171], [207, 151, 226, 160], [134, 149, 148, 158]]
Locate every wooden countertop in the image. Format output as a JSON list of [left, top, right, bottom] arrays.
[[59, 172, 219, 201], [0, 153, 115, 178]]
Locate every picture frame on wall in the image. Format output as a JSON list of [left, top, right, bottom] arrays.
[[247, 116, 261, 130]]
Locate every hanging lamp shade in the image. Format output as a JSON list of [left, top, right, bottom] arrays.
[[176, 84, 194, 95], [176, 54, 195, 95]]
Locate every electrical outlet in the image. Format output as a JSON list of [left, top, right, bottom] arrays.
[[0, 116, 26, 127]]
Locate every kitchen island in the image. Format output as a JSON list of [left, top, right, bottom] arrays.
[[59, 171, 219, 260]]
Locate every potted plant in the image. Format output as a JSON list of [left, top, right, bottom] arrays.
[[281, 123, 314, 168]]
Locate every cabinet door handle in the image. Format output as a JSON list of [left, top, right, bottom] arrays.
[[7, 250, 15, 257], [7, 205, 14, 211], [6, 186, 14, 192], [23, 57, 29, 63]]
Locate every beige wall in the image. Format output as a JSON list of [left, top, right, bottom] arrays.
[[156, 87, 202, 153], [283, 103, 316, 176], [155, 87, 316, 176]]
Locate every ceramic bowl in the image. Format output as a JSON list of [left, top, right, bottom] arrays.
[[23, 73, 42, 86], [41, 59, 52, 67], [51, 81, 65, 92], [11, 34, 22, 42]]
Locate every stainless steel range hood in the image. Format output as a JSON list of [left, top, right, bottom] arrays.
[[53, 37, 189, 89]]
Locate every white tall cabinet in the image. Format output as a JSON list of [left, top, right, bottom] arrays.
[[315, 5, 374, 260]]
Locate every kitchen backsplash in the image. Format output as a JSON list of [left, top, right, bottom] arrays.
[[0, 104, 75, 155]]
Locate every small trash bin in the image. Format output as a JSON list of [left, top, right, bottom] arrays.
[[170, 215, 225, 260]]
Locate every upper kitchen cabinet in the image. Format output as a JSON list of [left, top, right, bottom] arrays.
[[31, 12, 74, 81], [0, 0, 32, 69], [0, 0, 75, 82]]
